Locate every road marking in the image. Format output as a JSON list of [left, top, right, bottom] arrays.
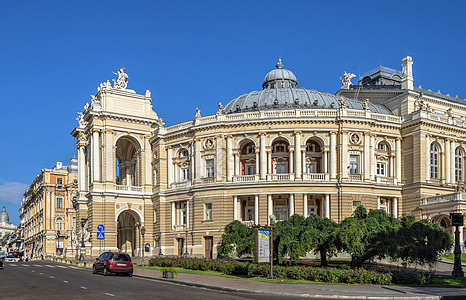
[[69, 266, 80, 269], [105, 293, 115, 297], [32, 270, 35, 273], [49, 276, 54, 279], [80, 286, 87, 290], [45, 265, 55, 268], [40, 273, 43, 275], [57, 265, 68, 269], [10, 264, 17, 266], [63, 281, 69, 284], [33, 264, 43, 267]]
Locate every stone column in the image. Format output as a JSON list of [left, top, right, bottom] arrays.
[[426, 134, 431, 181], [370, 134, 375, 180], [330, 132, 337, 179], [194, 139, 201, 183], [144, 136, 151, 186], [78, 145, 86, 192], [186, 200, 190, 229], [216, 136, 223, 182], [105, 131, 114, 183], [396, 137, 402, 184], [254, 195, 259, 225], [289, 194, 294, 217], [393, 198, 398, 218], [171, 202, 175, 230], [325, 194, 330, 218], [234, 153, 240, 176], [323, 150, 328, 174], [364, 133, 370, 180], [302, 150, 306, 176], [294, 131, 302, 179], [342, 131, 348, 178], [93, 130, 100, 182], [451, 140, 456, 183], [255, 151, 260, 175], [303, 194, 308, 217], [446, 139, 451, 184], [289, 150, 294, 173], [167, 147, 173, 187], [233, 196, 238, 220], [267, 151, 272, 176], [260, 133, 267, 180], [267, 195, 273, 225], [226, 136, 233, 181], [390, 155, 394, 177]]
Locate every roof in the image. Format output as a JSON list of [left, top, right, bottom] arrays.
[[360, 66, 402, 79]]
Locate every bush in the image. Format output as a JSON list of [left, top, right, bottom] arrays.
[[392, 270, 434, 285]]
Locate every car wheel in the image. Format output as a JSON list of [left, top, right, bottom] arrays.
[[128, 272, 133, 277], [92, 266, 97, 274], [103, 267, 110, 276]]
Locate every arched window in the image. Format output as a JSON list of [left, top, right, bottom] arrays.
[[440, 218, 447, 228], [55, 217, 64, 231], [455, 147, 464, 182], [430, 143, 440, 179], [377, 142, 390, 152]]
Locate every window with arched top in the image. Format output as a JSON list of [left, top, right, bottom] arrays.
[[430, 143, 440, 179], [55, 217, 64, 231], [178, 149, 189, 158], [377, 142, 390, 152], [455, 147, 464, 182], [241, 142, 255, 155]]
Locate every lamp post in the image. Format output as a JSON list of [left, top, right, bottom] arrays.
[[184, 228, 189, 256], [450, 213, 464, 277], [141, 226, 146, 267], [56, 230, 60, 257], [79, 218, 87, 261], [268, 214, 275, 279], [158, 235, 163, 256]]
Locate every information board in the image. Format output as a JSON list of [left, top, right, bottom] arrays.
[[256, 229, 270, 263]]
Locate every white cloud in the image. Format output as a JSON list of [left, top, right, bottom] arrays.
[[0, 182, 29, 204]]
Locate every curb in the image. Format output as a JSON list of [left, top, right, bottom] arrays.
[[133, 273, 451, 300]]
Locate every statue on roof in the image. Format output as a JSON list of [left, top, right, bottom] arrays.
[[340, 72, 356, 89], [338, 97, 348, 108], [363, 99, 370, 110], [112, 68, 128, 89], [76, 112, 87, 128], [195, 108, 201, 118], [216, 102, 224, 115]]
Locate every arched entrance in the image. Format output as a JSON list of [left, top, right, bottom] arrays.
[[117, 210, 140, 256]]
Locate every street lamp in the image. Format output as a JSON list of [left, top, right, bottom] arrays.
[[79, 218, 87, 261], [184, 227, 189, 256], [268, 214, 275, 279], [140, 226, 146, 267], [450, 213, 464, 277], [158, 235, 163, 256]]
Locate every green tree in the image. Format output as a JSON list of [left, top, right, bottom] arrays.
[[302, 215, 338, 267], [274, 214, 307, 264], [217, 220, 254, 258]]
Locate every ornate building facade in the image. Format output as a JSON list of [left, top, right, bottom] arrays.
[[21, 159, 78, 258], [72, 58, 465, 258]]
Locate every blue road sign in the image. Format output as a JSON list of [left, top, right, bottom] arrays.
[[97, 224, 105, 232], [97, 232, 105, 240]]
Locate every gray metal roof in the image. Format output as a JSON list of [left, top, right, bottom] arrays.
[[361, 66, 402, 79], [414, 87, 466, 106], [223, 87, 393, 115]]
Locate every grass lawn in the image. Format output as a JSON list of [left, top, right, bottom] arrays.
[[443, 253, 466, 263], [137, 265, 466, 287]]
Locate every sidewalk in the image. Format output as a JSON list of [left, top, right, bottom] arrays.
[[133, 262, 466, 300]]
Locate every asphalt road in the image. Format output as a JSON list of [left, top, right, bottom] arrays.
[[0, 260, 305, 299]]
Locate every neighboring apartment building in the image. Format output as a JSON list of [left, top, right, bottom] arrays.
[[21, 159, 78, 258], [72, 58, 465, 258], [0, 206, 16, 255]]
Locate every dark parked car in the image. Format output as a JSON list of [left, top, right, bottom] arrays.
[[93, 252, 133, 276]]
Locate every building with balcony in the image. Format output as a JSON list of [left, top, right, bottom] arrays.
[[72, 58, 466, 258], [21, 159, 78, 258], [0, 206, 17, 255]]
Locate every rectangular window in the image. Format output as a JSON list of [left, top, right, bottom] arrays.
[[56, 197, 63, 209], [205, 159, 214, 178], [176, 202, 187, 225], [274, 207, 288, 221], [181, 168, 190, 181], [306, 163, 316, 174], [205, 203, 212, 221], [350, 155, 360, 174], [352, 201, 361, 212], [246, 208, 255, 221], [307, 206, 316, 217], [56, 177, 63, 185], [246, 165, 256, 175], [376, 162, 386, 176], [275, 164, 287, 174]]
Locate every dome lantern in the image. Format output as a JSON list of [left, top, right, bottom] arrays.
[[262, 59, 298, 89], [0, 206, 9, 224]]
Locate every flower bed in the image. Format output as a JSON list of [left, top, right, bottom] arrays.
[[148, 257, 432, 285]]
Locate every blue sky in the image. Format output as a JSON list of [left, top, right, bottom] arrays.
[[1, 0, 465, 224]]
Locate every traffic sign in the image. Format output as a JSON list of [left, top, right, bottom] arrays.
[[97, 224, 105, 232], [97, 232, 105, 240], [27, 246, 31, 251]]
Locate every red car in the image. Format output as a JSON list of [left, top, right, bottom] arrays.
[[93, 252, 133, 276]]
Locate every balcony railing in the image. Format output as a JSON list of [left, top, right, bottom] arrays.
[[171, 181, 191, 189], [174, 224, 186, 232], [422, 192, 465, 205], [233, 175, 259, 182], [348, 174, 362, 182], [267, 173, 295, 181], [116, 185, 142, 192], [241, 220, 254, 227], [376, 176, 396, 185], [302, 173, 328, 181], [201, 177, 216, 184]]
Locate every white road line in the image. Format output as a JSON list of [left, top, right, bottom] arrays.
[[105, 293, 115, 297], [57, 265, 68, 269], [33, 264, 43, 267], [69, 266, 80, 269], [45, 265, 55, 268], [63, 281, 69, 284], [80, 286, 87, 290], [40, 273, 43, 275], [9, 264, 17, 266], [49, 276, 54, 279], [32, 270, 35, 273]]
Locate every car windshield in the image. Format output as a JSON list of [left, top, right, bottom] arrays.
[[112, 254, 131, 261]]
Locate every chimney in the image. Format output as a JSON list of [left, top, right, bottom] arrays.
[[401, 56, 413, 90]]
